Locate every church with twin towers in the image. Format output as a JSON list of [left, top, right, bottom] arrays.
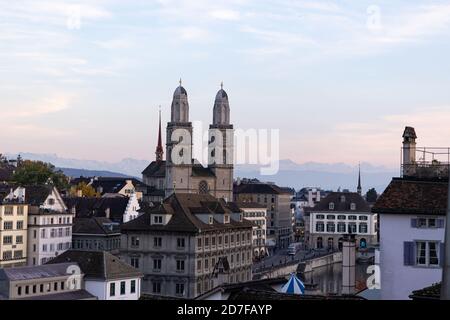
[[142, 81, 234, 203]]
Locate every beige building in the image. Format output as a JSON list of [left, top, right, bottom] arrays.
[[120, 193, 253, 299], [0, 187, 28, 268], [142, 83, 234, 204], [234, 182, 294, 249], [25, 185, 74, 266], [0, 262, 96, 300]]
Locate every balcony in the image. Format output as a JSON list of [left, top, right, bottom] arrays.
[[402, 147, 450, 179]]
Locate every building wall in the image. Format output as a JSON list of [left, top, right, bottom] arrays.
[[0, 204, 28, 268], [234, 192, 293, 249], [85, 278, 141, 300], [309, 211, 377, 250], [120, 227, 253, 299], [241, 208, 268, 258], [27, 212, 74, 266], [72, 234, 121, 253], [380, 214, 444, 300], [123, 193, 141, 223]]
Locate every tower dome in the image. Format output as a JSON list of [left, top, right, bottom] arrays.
[[213, 84, 230, 126], [171, 80, 189, 123]]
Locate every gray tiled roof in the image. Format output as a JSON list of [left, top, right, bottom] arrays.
[[121, 193, 254, 233], [0, 263, 78, 281], [47, 250, 143, 281]]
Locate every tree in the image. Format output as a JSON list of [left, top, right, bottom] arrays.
[[69, 182, 100, 197], [365, 188, 378, 203], [12, 160, 69, 190]]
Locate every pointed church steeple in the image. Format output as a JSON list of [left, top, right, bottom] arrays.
[[155, 107, 164, 162], [357, 163, 362, 195]]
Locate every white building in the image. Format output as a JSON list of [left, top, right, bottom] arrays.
[[236, 202, 268, 259], [373, 126, 448, 300], [26, 186, 74, 266], [49, 250, 143, 300], [308, 192, 377, 250]]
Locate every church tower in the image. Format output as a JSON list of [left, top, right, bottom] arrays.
[[165, 80, 193, 196], [155, 108, 164, 162], [357, 164, 362, 196], [208, 83, 234, 201]]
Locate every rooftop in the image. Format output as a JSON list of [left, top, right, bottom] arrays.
[[47, 250, 143, 281], [372, 178, 448, 215], [0, 263, 78, 281]]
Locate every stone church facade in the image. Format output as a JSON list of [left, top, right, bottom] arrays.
[[142, 83, 234, 203]]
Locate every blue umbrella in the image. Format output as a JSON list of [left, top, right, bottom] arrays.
[[281, 273, 305, 295]]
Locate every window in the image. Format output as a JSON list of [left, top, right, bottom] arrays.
[[41, 229, 46, 238], [176, 283, 185, 296], [153, 216, 163, 224], [337, 215, 346, 220], [350, 203, 356, 211], [316, 214, 325, 219], [205, 237, 210, 247], [211, 236, 216, 246], [329, 203, 335, 210], [17, 286, 22, 296], [224, 215, 230, 223], [359, 216, 368, 221], [199, 181, 209, 194], [225, 235, 229, 244], [120, 281, 126, 295], [54, 282, 58, 291], [48, 198, 55, 205], [348, 223, 357, 233], [153, 259, 162, 271], [176, 260, 185, 272], [110, 283, 116, 297], [154, 237, 162, 248], [197, 238, 202, 248], [416, 241, 440, 267], [208, 216, 213, 224], [65, 227, 70, 236], [4, 206, 13, 215], [3, 221, 13, 230], [326, 223, 335, 233], [14, 250, 23, 259], [131, 236, 140, 247], [17, 206, 24, 215], [33, 285, 37, 294], [3, 236, 13, 245], [418, 218, 427, 228], [131, 280, 136, 294], [2, 251, 12, 260], [327, 215, 336, 220], [131, 257, 140, 269], [359, 223, 368, 233], [337, 223, 346, 233], [152, 282, 161, 294], [61, 282, 65, 290], [316, 222, 324, 232], [16, 236, 23, 244], [177, 238, 185, 248], [197, 260, 202, 271], [43, 244, 47, 252], [414, 217, 442, 229]]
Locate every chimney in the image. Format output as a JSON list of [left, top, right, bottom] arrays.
[[342, 233, 356, 295], [402, 126, 417, 176]]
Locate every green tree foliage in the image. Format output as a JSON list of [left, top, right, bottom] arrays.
[[365, 188, 378, 203], [69, 182, 100, 198], [13, 160, 69, 190]]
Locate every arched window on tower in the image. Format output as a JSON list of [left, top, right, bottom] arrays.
[[199, 181, 209, 194]]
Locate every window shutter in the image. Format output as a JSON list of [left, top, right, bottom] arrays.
[[440, 243, 446, 268], [411, 218, 418, 228], [438, 219, 445, 228], [404, 242, 415, 266]]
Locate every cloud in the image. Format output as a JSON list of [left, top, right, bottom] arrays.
[[3, 94, 74, 118], [209, 9, 240, 21], [178, 26, 211, 41]]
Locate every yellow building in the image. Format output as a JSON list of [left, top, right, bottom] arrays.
[[0, 187, 28, 268]]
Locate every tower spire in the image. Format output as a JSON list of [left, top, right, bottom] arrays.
[[155, 106, 164, 162], [357, 163, 362, 195]]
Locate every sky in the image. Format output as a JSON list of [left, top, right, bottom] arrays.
[[1, 0, 450, 168]]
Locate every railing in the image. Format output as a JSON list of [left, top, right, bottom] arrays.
[[402, 147, 450, 178]]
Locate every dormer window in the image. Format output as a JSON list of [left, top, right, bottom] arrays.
[[209, 216, 214, 225], [350, 203, 356, 211], [340, 196, 346, 203], [48, 198, 55, 205], [153, 215, 163, 225], [224, 215, 230, 224], [329, 202, 335, 210]]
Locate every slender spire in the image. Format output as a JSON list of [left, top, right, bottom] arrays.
[[357, 163, 362, 195], [220, 81, 223, 90], [179, 78, 182, 87], [155, 107, 164, 162]]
